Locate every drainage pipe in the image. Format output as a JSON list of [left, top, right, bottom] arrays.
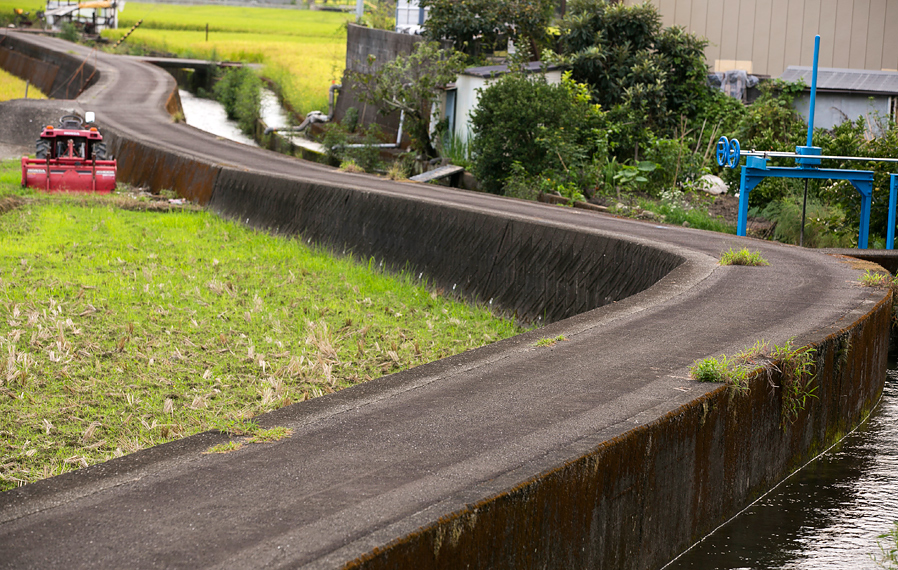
[[340, 109, 405, 149], [263, 83, 341, 136]]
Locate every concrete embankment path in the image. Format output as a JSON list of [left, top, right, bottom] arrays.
[[0, 32, 891, 569]]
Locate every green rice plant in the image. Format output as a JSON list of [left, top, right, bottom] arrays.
[[0, 68, 47, 101], [719, 247, 769, 266]]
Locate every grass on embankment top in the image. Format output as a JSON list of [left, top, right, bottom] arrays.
[[0, 160, 522, 491], [0, 68, 47, 101]]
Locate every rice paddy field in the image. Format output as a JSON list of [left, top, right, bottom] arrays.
[[0, 1, 352, 114], [0, 160, 522, 490], [107, 3, 352, 114], [0, 67, 46, 101]]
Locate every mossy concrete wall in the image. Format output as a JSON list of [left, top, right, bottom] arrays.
[[345, 295, 890, 570]]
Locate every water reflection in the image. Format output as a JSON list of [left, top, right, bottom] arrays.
[[666, 365, 898, 569]]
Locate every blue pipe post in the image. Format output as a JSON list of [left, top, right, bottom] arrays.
[[889, 174, 898, 250], [807, 35, 820, 148]]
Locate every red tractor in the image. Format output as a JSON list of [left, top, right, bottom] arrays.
[[21, 112, 117, 193]]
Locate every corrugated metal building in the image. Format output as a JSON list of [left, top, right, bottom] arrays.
[[627, 0, 898, 77]]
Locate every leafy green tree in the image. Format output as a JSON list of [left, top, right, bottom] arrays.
[[469, 69, 606, 193], [554, 0, 711, 158], [420, 0, 554, 60], [351, 41, 466, 157]]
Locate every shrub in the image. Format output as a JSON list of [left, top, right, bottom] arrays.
[[470, 70, 605, 194], [212, 67, 262, 135]]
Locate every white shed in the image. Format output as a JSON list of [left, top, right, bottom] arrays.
[[442, 62, 563, 145]]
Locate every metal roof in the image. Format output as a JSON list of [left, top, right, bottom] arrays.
[[462, 61, 561, 78], [780, 66, 898, 95]]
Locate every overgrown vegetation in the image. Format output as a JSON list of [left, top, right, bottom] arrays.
[[0, 160, 521, 491], [690, 339, 818, 426], [212, 67, 262, 135], [719, 248, 769, 266], [420, 0, 555, 60]]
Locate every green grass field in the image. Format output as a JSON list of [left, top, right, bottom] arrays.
[[0, 160, 522, 490]]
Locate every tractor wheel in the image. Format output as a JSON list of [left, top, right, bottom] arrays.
[[93, 143, 108, 160], [35, 139, 50, 159]]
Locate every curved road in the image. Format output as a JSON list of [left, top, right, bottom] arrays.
[[0, 33, 889, 569]]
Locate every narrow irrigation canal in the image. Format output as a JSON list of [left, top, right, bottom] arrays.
[[666, 350, 898, 569]]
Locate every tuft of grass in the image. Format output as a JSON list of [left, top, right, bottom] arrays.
[[246, 427, 292, 443], [859, 269, 895, 288], [339, 159, 365, 173], [205, 441, 243, 454], [770, 341, 817, 427], [690, 338, 818, 418], [535, 335, 566, 347], [690, 354, 750, 391], [719, 247, 769, 266], [0, 159, 521, 491]]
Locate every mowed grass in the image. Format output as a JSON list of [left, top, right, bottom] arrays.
[[0, 160, 522, 491], [0, 68, 47, 101], [103, 3, 352, 113]]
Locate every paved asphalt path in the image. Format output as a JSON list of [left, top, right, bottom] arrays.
[[0, 33, 887, 568]]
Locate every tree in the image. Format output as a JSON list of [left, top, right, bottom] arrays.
[[420, 0, 555, 60], [351, 41, 466, 157], [469, 69, 606, 193], [554, 0, 711, 157]]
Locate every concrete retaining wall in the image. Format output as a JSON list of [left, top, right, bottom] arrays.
[[207, 168, 683, 323], [345, 295, 891, 570]]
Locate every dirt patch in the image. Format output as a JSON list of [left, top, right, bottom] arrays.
[[704, 193, 775, 238], [0, 196, 25, 215]]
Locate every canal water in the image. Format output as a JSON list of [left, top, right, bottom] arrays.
[[665, 357, 898, 569], [178, 88, 291, 147]]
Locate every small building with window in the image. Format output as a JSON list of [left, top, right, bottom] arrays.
[[780, 66, 898, 135]]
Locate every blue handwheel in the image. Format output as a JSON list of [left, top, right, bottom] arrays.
[[716, 136, 729, 167], [727, 138, 741, 168]]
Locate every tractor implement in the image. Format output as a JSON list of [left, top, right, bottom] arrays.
[[21, 112, 117, 193]]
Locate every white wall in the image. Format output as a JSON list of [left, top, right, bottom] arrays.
[[451, 69, 563, 144]]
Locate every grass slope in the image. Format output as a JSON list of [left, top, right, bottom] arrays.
[[0, 161, 521, 490]]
